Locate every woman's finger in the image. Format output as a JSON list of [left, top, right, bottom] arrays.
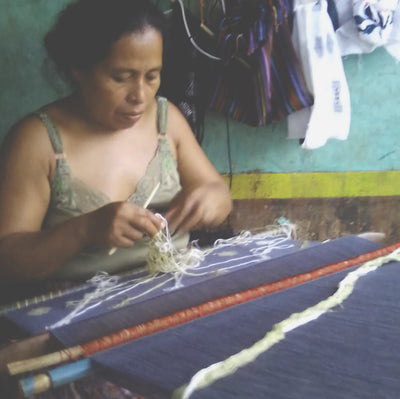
[[128, 212, 163, 237]]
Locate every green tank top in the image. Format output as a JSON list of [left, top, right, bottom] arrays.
[[36, 97, 189, 280]]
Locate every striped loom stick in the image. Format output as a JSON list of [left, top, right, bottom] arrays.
[[0, 265, 148, 317], [8, 240, 400, 381], [0, 285, 88, 317]]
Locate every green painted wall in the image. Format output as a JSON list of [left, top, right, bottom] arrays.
[[1, 1, 399, 177], [0, 0, 72, 135], [202, 49, 400, 174]]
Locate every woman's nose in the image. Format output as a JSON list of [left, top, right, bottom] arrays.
[[127, 80, 145, 104]]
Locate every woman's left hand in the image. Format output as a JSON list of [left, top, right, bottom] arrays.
[[164, 182, 231, 234], [163, 101, 232, 234]]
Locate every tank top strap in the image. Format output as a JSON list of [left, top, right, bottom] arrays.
[[156, 96, 168, 136], [34, 111, 65, 157]]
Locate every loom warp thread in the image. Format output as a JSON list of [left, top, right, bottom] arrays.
[[48, 272, 119, 329]]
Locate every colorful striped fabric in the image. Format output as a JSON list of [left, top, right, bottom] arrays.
[[209, 0, 313, 126]]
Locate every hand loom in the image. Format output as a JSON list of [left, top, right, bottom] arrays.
[[1, 232, 400, 398]]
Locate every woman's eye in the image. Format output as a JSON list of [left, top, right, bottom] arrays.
[[112, 76, 128, 83], [147, 74, 158, 82]]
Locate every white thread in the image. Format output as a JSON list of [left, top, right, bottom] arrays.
[[146, 216, 296, 287], [48, 272, 119, 329], [111, 276, 175, 309], [174, 248, 400, 399], [47, 274, 174, 329], [48, 218, 296, 328], [146, 215, 209, 288]]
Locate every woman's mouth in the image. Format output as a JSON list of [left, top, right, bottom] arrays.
[[119, 113, 143, 123]]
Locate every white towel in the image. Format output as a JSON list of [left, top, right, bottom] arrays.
[[288, 0, 351, 149], [335, 0, 400, 59]]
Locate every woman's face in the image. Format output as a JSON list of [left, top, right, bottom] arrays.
[[73, 27, 163, 131]]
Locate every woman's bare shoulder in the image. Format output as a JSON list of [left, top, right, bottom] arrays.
[[6, 113, 50, 145], [165, 100, 194, 142], [1, 112, 55, 172]]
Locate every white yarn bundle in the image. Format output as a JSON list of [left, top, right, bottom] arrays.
[[146, 214, 207, 288], [47, 217, 296, 328]]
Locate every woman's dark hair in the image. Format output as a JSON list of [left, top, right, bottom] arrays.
[[44, 0, 166, 79]]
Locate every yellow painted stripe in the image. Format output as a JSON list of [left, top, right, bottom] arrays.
[[222, 171, 400, 199]]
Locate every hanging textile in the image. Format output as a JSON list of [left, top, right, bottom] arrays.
[[327, 0, 340, 30], [335, 0, 400, 61], [159, 1, 220, 143], [287, 0, 351, 149], [209, 0, 314, 127]]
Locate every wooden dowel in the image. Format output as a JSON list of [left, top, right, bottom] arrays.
[[200, 22, 215, 37], [8, 346, 83, 376], [109, 182, 160, 255], [0, 332, 57, 374], [200, 0, 215, 37]]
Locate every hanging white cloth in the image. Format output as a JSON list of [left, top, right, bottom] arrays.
[[335, 0, 400, 60], [288, 0, 351, 149]]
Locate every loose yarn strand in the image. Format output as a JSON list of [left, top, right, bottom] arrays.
[[147, 215, 208, 288], [47, 273, 119, 329], [111, 276, 175, 309], [48, 218, 296, 328], [174, 247, 400, 399], [147, 216, 296, 284], [47, 273, 170, 329]]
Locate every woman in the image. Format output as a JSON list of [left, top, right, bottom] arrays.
[[0, 0, 232, 285], [0, 0, 231, 397]]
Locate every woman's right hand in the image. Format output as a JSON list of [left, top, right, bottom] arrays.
[[83, 202, 164, 250]]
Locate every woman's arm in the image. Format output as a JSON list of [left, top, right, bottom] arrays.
[[164, 102, 232, 234], [0, 117, 163, 282]]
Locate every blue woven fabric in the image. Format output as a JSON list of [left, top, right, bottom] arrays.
[[53, 236, 376, 346], [4, 235, 387, 398], [4, 235, 307, 340], [92, 248, 400, 398]]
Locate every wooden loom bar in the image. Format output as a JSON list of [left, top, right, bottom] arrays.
[[9, 240, 400, 388]]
